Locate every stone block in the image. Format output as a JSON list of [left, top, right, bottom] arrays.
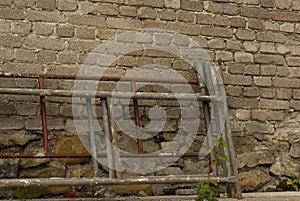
[[201, 26, 233, 38], [273, 77, 300, 88], [0, 117, 24, 130], [11, 22, 32, 35], [228, 97, 259, 109], [260, 88, 276, 98], [37, 0, 56, 11], [196, 13, 213, 25], [137, 7, 157, 19], [0, 8, 25, 20], [0, 34, 23, 48], [0, 0, 13, 5], [15, 49, 35, 62], [208, 38, 226, 49], [293, 0, 300, 10], [99, 3, 119, 15], [291, 139, 300, 158], [119, 6, 137, 17], [261, 0, 276, 7], [75, 26, 95, 39], [216, 51, 233, 61], [238, 150, 275, 168], [180, 0, 203, 11], [68, 14, 106, 28], [260, 43, 276, 53], [0, 48, 13, 61], [0, 103, 15, 115], [245, 64, 260, 75], [260, 99, 289, 109], [244, 41, 258, 52], [226, 39, 243, 51], [276, 88, 292, 99], [56, 25, 74, 37], [25, 36, 64, 51], [239, 168, 270, 191], [107, 17, 142, 29], [276, 0, 292, 9], [234, 52, 254, 63], [33, 23, 54, 36], [0, 159, 19, 178], [226, 86, 242, 96], [243, 87, 259, 97], [255, 54, 285, 65], [236, 29, 256, 40], [254, 77, 272, 86], [293, 89, 300, 99], [287, 57, 300, 67], [261, 65, 276, 75], [57, 0, 77, 11], [227, 63, 245, 74], [15, 0, 35, 7], [235, 109, 251, 120], [230, 17, 246, 28], [206, 2, 239, 15], [272, 10, 300, 22], [28, 10, 66, 23], [37, 50, 57, 63], [166, 21, 200, 36], [290, 100, 300, 110], [57, 51, 77, 64], [240, 6, 271, 18], [16, 104, 38, 116], [251, 110, 268, 121], [164, 0, 180, 8], [248, 18, 265, 29]]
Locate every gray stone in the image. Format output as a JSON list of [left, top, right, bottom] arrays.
[[0, 159, 19, 178]]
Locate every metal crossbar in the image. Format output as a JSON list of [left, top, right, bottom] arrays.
[[0, 71, 241, 199]]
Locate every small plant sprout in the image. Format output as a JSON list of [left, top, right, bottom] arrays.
[[287, 173, 300, 191]]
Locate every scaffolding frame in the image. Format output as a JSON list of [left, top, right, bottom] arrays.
[[0, 71, 241, 199]]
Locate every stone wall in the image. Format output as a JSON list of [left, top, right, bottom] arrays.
[[0, 0, 300, 197]]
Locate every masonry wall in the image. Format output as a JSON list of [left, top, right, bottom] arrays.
[[0, 0, 300, 197]]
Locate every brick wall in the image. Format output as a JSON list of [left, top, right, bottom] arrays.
[[0, 0, 300, 196]]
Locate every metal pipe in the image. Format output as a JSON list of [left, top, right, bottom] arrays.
[[38, 77, 50, 153], [130, 81, 144, 154], [101, 98, 116, 178], [0, 175, 237, 188], [86, 97, 99, 177], [0, 88, 213, 101]]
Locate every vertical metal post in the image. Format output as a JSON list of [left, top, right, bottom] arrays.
[[101, 98, 116, 179], [38, 77, 49, 153], [130, 81, 144, 154], [86, 97, 99, 177]]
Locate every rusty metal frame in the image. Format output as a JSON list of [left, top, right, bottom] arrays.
[[0, 71, 241, 198]]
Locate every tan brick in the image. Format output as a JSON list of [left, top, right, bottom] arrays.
[[273, 77, 300, 88], [214, 15, 230, 27], [248, 18, 265, 30], [261, 0, 276, 8], [78, 1, 99, 15], [201, 26, 233, 38], [260, 43, 276, 53], [25, 37, 64, 51], [68, 39, 100, 52], [120, 6, 137, 17], [230, 17, 246, 28], [280, 23, 294, 33], [236, 29, 256, 40], [28, 10, 66, 23], [267, 111, 284, 121], [15, 49, 35, 62], [137, 7, 157, 19], [99, 3, 119, 15], [0, 0, 13, 5], [0, 48, 13, 61], [57, 0, 77, 11], [196, 13, 214, 25], [75, 26, 95, 39], [265, 21, 280, 31], [144, 0, 164, 8], [234, 52, 254, 63], [272, 10, 300, 22], [244, 41, 259, 52], [33, 23, 54, 36], [0, 117, 24, 130], [260, 88, 276, 98], [255, 54, 285, 65], [0, 8, 25, 20], [166, 21, 200, 36], [260, 99, 289, 109], [181, 0, 203, 11], [245, 64, 260, 75], [261, 65, 276, 76], [208, 38, 225, 49], [68, 14, 106, 28], [11, 22, 32, 35], [243, 87, 260, 97], [236, 109, 251, 120], [228, 97, 259, 109], [245, 122, 274, 134], [293, 0, 300, 10], [226, 40, 243, 51], [15, 0, 35, 8], [57, 52, 77, 64], [240, 6, 271, 19], [286, 57, 300, 67], [276, 67, 291, 77], [206, 2, 239, 15], [0, 20, 10, 33], [216, 51, 233, 61], [223, 73, 252, 86], [124, 0, 143, 6], [290, 100, 300, 110], [226, 86, 242, 96], [227, 63, 245, 74], [251, 110, 268, 121], [142, 19, 167, 29], [107, 17, 142, 29], [37, 50, 56, 63], [276, 0, 292, 9], [276, 88, 292, 99], [277, 44, 290, 54], [37, 0, 56, 11], [56, 25, 75, 37], [177, 10, 194, 22], [164, 0, 180, 9], [293, 89, 300, 99], [0, 34, 23, 47]]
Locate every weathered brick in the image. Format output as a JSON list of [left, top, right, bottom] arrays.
[[244, 41, 258, 52], [166, 21, 200, 36], [227, 63, 245, 74], [0, 8, 25, 20], [15, 0, 35, 8], [11, 22, 32, 35], [180, 0, 203, 11], [33, 23, 54, 36], [201, 26, 233, 38], [15, 49, 36, 62], [75, 26, 95, 39], [280, 23, 294, 33], [276, 67, 291, 77], [216, 51, 233, 61], [260, 88, 276, 98], [0, 35, 23, 48], [124, 0, 143, 6], [276, 88, 292, 99], [261, 65, 276, 76], [236, 29, 255, 40], [251, 110, 268, 121], [0, 48, 13, 61], [273, 77, 300, 88], [57, 52, 77, 64], [120, 6, 137, 17], [290, 100, 300, 110], [234, 52, 254, 63], [37, 0, 56, 11], [245, 64, 260, 75], [99, 3, 119, 15], [78, 1, 99, 15], [267, 110, 284, 121], [230, 17, 246, 28], [226, 86, 242, 96], [28, 10, 66, 23], [260, 43, 276, 53], [248, 18, 265, 29], [265, 21, 280, 31], [164, 0, 180, 9], [196, 13, 214, 25], [107, 17, 142, 29], [0, 117, 24, 130], [0, 0, 13, 5], [213, 15, 230, 27], [293, 0, 300, 10], [286, 57, 300, 67], [255, 54, 285, 65], [228, 97, 259, 109], [25, 37, 65, 51], [277, 44, 290, 54], [240, 6, 270, 19], [177, 10, 194, 22], [68, 14, 106, 28], [276, 0, 292, 9], [260, 99, 289, 109], [56, 25, 75, 37], [223, 73, 252, 86], [0, 103, 15, 115], [37, 50, 56, 63], [261, 0, 276, 8], [293, 89, 300, 99], [206, 2, 239, 15], [0, 20, 10, 33], [137, 7, 157, 19], [226, 40, 243, 51], [243, 87, 260, 97], [245, 122, 274, 134], [272, 11, 300, 22], [16, 104, 38, 116], [68, 39, 100, 52], [57, 0, 77, 11], [235, 109, 251, 120], [208, 38, 225, 49]]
